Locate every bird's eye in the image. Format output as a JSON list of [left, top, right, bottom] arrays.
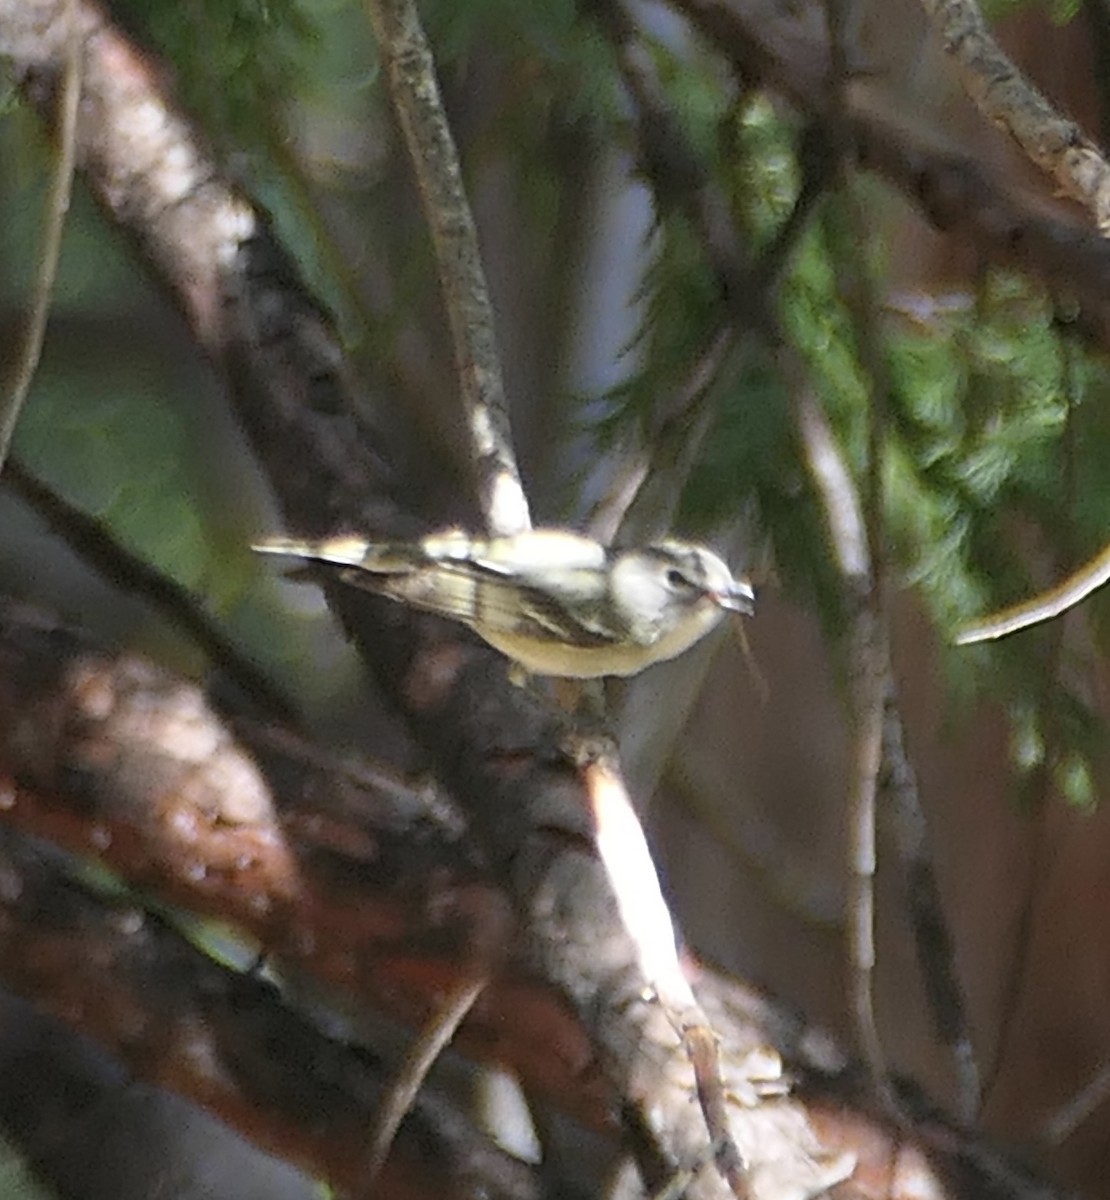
[[666, 567, 695, 591]]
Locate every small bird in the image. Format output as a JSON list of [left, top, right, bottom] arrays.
[[254, 527, 755, 679]]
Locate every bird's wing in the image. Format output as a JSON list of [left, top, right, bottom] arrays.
[[512, 581, 625, 647], [340, 558, 624, 648]]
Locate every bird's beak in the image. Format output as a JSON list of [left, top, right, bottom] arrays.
[[715, 579, 756, 615]]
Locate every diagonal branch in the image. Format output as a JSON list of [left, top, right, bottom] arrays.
[[0, 599, 608, 1131], [671, 0, 1110, 345], [794, 381, 981, 1124], [362, 0, 530, 537], [920, 0, 1110, 234], [3, 458, 298, 724]]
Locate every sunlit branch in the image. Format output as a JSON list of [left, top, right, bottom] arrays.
[[956, 541, 1110, 643]]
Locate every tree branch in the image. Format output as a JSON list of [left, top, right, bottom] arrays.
[[0, 599, 609, 1131], [2, 458, 297, 724], [672, 0, 1110, 345], [920, 0, 1110, 234], [0, 598, 1072, 1197], [0, 824, 541, 1200], [362, 0, 530, 537], [0, 6, 842, 1193]]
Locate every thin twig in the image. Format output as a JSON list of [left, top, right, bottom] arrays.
[[362, 0, 530, 537], [0, 0, 81, 473], [882, 699, 981, 1123], [3, 459, 299, 725], [359, 973, 488, 1197], [684, 1023, 750, 1199], [955, 542, 1110, 644], [920, 0, 1110, 233], [823, 0, 979, 1116], [821, 0, 900, 1115], [797, 326, 982, 1125], [1042, 1059, 1110, 1145], [794, 386, 899, 1120]]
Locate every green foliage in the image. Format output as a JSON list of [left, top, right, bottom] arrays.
[[110, 1, 373, 335], [724, 96, 803, 249], [680, 346, 850, 631], [599, 69, 1110, 798], [0, 112, 247, 615], [982, 0, 1083, 24], [112, 0, 323, 154], [596, 88, 771, 440], [11, 351, 241, 605], [885, 276, 1071, 621]]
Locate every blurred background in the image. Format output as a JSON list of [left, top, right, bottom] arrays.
[[4, 0, 1110, 1195]]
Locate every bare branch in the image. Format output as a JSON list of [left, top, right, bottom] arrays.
[[809, 7, 981, 1103], [0, 600, 1072, 1197], [794, 383, 897, 1117], [359, 973, 488, 1197], [0, 602, 613, 1127], [955, 539, 1110, 643], [3, 459, 298, 723], [882, 698, 982, 1125], [672, 0, 1110, 346], [920, 0, 1110, 233], [795, 379, 981, 1124], [362, 0, 530, 537], [0, 597, 866, 1198], [1042, 1059, 1110, 1146]]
